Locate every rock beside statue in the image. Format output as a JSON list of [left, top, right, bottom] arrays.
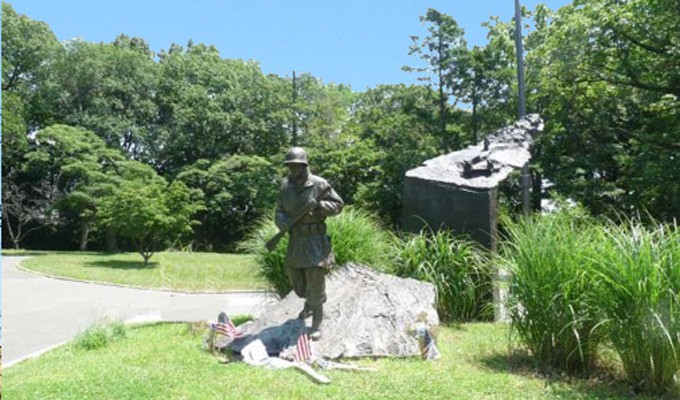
[[227, 263, 439, 359]]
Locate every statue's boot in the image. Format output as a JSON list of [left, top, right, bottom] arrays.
[[309, 305, 323, 341], [298, 302, 313, 319]]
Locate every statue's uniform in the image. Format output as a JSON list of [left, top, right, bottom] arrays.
[[275, 173, 343, 312]]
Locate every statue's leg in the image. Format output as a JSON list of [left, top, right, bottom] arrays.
[[306, 267, 327, 340], [298, 303, 313, 319], [287, 266, 307, 299], [288, 266, 312, 319], [309, 304, 323, 340]]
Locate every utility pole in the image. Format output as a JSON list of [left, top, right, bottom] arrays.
[[514, 0, 526, 118], [493, 0, 530, 323], [292, 70, 298, 146], [515, 0, 531, 214]]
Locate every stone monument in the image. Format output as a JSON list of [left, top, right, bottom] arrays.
[[402, 114, 544, 252], [402, 114, 543, 321]]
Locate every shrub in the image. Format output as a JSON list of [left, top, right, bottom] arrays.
[[390, 229, 493, 323], [595, 220, 680, 394], [73, 320, 128, 351], [240, 207, 392, 297], [500, 208, 604, 373], [98, 180, 203, 265], [240, 217, 290, 297]]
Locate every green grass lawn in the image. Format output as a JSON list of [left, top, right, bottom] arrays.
[[3, 322, 669, 400], [9, 251, 266, 292]]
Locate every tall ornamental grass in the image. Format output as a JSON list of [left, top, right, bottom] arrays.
[[240, 207, 392, 297], [595, 221, 680, 394], [73, 320, 128, 351], [390, 230, 493, 323], [500, 210, 604, 373], [502, 207, 680, 395]]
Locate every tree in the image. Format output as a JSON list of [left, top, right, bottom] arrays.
[[154, 42, 290, 175], [98, 180, 202, 264], [285, 72, 355, 148], [12, 124, 166, 250], [348, 84, 441, 225], [2, 173, 58, 249], [458, 17, 517, 142], [1, 2, 59, 92], [310, 139, 382, 207], [20, 124, 131, 249], [529, 0, 680, 221], [176, 155, 279, 251], [45, 37, 159, 159], [2, 3, 60, 227], [2, 91, 29, 176], [404, 8, 468, 150]]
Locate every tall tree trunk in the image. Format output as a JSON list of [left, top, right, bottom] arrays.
[[79, 220, 90, 251], [439, 74, 447, 150], [437, 35, 448, 151], [532, 170, 543, 211], [105, 228, 119, 252], [3, 209, 20, 250], [472, 88, 479, 144]]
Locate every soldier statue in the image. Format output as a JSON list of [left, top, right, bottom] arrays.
[[275, 147, 344, 340]]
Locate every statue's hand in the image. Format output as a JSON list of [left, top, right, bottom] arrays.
[[276, 215, 289, 231]]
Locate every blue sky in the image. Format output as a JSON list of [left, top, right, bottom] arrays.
[[8, 0, 571, 91]]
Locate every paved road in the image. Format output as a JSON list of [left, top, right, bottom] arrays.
[[1, 256, 277, 368]]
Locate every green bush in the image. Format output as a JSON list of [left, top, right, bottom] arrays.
[[239, 217, 290, 297], [240, 207, 392, 297], [500, 208, 604, 373], [73, 320, 128, 351], [595, 220, 680, 394], [390, 229, 493, 323]]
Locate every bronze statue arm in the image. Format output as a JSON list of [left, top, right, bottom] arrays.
[[313, 187, 344, 218]]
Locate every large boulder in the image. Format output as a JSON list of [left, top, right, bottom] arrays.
[[228, 263, 438, 359]]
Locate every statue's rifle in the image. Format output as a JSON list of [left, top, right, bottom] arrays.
[[265, 186, 331, 252]]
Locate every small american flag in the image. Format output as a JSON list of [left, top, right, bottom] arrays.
[[211, 318, 242, 339], [421, 329, 441, 361], [294, 332, 312, 362]]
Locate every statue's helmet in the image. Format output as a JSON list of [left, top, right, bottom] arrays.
[[284, 147, 308, 165]]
